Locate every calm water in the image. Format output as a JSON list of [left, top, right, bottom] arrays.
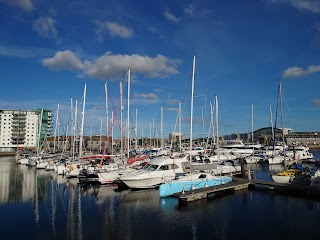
[[1, 151, 320, 240]]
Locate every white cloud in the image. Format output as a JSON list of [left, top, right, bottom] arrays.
[[184, 4, 194, 16], [271, 0, 320, 14], [135, 93, 158, 100], [312, 98, 320, 106], [42, 50, 181, 80], [167, 99, 180, 105], [106, 21, 133, 38], [312, 99, 320, 105], [0, 0, 33, 12], [153, 88, 162, 92], [165, 107, 179, 111], [33, 17, 59, 41], [164, 8, 182, 23], [282, 65, 320, 78], [94, 20, 133, 40], [42, 50, 84, 71], [83, 52, 181, 80]]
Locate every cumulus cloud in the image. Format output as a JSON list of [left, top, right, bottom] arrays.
[[165, 107, 179, 111], [282, 65, 320, 78], [271, 0, 320, 14], [184, 4, 194, 16], [164, 9, 182, 23], [167, 99, 180, 105], [312, 99, 320, 105], [94, 20, 133, 41], [135, 93, 158, 100], [42, 50, 181, 80], [83, 52, 181, 80], [33, 16, 59, 41], [42, 50, 84, 71], [0, 0, 33, 12]]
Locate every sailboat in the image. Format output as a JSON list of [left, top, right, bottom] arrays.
[[97, 69, 149, 184], [269, 80, 310, 184], [159, 56, 232, 198]]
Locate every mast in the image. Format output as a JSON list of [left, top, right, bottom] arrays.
[[270, 105, 274, 143], [37, 108, 43, 156], [179, 102, 182, 152], [53, 103, 59, 153], [99, 117, 102, 153], [189, 55, 196, 164], [210, 102, 215, 145], [73, 100, 78, 160], [149, 122, 152, 148], [152, 118, 155, 147], [202, 106, 205, 144], [135, 108, 138, 150], [215, 95, 220, 158], [79, 83, 86, 159], [161, 106, 163, 149], [111, 111, 114, 155], [127, 68, 131, 159], [120, 81, 123, 159], [70, 98, 73, 154], [279, 80, 287, 167], [251, 104, 254, 143], [105, 81, 109, 140]]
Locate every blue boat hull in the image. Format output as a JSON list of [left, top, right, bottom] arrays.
[[159, 176, 232, 197]]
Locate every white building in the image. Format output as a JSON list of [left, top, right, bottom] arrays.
[[0, 110, 41, 151]]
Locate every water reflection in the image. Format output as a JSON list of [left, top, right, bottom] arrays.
[[0, 157, 54, 204], [1, 155, 320, 240]]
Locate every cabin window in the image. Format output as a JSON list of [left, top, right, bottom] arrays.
[[149, 165, 158, 171], [142, 164, 158, 171], [160, 165, 169, 170]]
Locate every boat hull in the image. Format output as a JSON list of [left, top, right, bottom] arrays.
[[271, 175, 291, 183], [159, 175, 232, 197]]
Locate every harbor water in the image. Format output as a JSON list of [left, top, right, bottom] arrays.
[[1, 151, 320, 240]]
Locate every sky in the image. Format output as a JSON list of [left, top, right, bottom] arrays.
[[1, 0, 320, 140]]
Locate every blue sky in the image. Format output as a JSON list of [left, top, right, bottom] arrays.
[[1, 0, 320, 140]]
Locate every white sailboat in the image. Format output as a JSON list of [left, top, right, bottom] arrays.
[[159, 56, 232, 198], [269, 80, 309, 184]]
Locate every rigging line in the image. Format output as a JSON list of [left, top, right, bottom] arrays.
[[88, 94, 103, 123], [103, 73, 129, 153], [103, 83, 122, 153]]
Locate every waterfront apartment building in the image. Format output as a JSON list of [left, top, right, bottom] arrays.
[[0, 109, 52, 152]]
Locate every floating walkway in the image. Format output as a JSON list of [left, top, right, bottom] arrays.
[[175, 177, 320, 204], [175, 177, 250, 203]]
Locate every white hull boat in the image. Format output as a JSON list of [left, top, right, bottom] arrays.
[[119, 155, 189, 189]]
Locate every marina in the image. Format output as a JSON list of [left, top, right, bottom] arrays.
[[1, 149, 320, 239]]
